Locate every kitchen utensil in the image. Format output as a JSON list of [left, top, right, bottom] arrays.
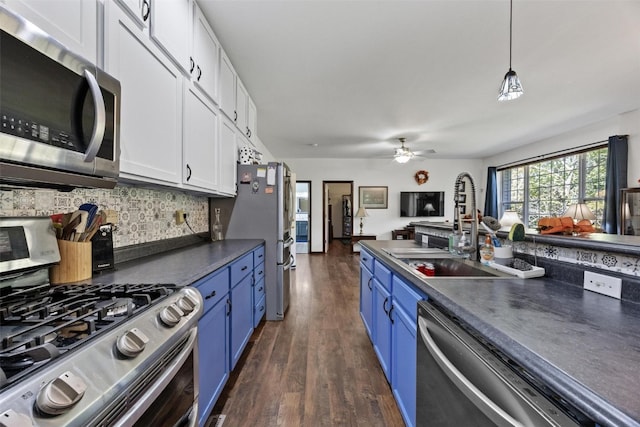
[[73, 211, 89, 241], [61, 215, 82, 240], [79, 203, 99, 226]]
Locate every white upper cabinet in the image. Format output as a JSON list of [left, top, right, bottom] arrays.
[[104, 1, 182, 185], [191, 3, 219, 103], [247, 97, 257, 143], [235, 78, 249, 137], [183, 86, 219, 191], [218, 48, 237, 121], [114, 0, 191, 73], [219, 115, 238, 196], [149, 0, 191, 74], [3, 0, 98, 63]]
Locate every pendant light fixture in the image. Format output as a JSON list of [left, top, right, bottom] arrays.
[[394, 138, 415, 163], [498, 0, 523, 101]]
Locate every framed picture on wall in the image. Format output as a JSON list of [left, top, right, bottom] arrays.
[[359, 186, 388, 209]]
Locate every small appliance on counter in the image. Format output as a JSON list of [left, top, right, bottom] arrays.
[[91, 223, 115, 272]]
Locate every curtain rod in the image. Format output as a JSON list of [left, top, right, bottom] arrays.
[[496, 139, 608, 170]]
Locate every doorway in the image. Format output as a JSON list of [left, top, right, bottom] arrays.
[[323, 181, 354, 253], [295, 181, 311, 254]]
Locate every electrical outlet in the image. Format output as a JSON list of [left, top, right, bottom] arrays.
[[175, 210, 185, 225], [583, 271, 622, 299]]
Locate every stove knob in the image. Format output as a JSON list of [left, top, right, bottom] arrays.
[[0, 409, 33, 427], [35, 371, 87, 415], [177, 294, 197, 314], [159, 304, 184, 327], [116, 328, 150, 358]]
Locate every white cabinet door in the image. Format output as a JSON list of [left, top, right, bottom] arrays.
[[3, 0, 98, 62], [115, 0, 150, 28], [219, 116, 237, 196], [105, 2, 182, 185], [235, 78, 248, 136], [183, 86, 219, 191], [218, 48, 236, 121], [192, 3, 219, 104], [150, 0, 191, 73], [247, 96, 257, 142]]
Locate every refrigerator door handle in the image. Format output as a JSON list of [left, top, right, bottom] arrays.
[[283, 254, 295, 270], [283, 236, 295, 248]]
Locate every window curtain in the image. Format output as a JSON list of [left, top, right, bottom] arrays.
[[603, 135, 628, 234], [484, 167, 498, 218]]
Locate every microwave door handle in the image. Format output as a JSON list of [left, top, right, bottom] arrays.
[[419, 318, 523, 427], [83, 69, 106, 162]]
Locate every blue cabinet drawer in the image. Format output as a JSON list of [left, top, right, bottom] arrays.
[[253, 295, 266, 328], [253, 245, 265, 265], [254, 262, 265, 283], [194, 268, 229, 314], [392, 276, 425, 323], [374, 260, 392, 291], [253, 277, 265, 302], [231, 253, 254, 286], [360, 248, 374, 272]]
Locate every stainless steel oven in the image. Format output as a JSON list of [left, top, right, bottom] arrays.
[[0, 5, 120, 190], [0, 217, 203, 427], [416, 301, 584, 426]]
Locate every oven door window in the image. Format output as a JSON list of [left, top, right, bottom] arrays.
[[133, 353, 195, 427]]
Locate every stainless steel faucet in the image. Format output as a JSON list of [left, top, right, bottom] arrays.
[[453, 172, 478, 261]]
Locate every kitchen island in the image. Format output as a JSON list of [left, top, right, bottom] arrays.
[[361, 239, 640, 427]]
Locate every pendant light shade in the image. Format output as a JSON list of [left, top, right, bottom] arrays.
[[498, 0, 523, 101]]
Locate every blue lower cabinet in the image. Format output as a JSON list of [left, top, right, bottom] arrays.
[[360, 262, 374, 339], [391, 302, 418, 427], [373, 278, 392, 383], [254, 295, 266, 328], [230, 273, 254, 370], [197, 295, 229, 425]]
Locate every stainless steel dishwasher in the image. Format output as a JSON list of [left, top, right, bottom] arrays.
[[416, 301, 589, 426]]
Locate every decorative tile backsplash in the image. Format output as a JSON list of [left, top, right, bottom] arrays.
[[0, 186, 209, 248]]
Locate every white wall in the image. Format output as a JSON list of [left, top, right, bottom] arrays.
[[482, 109, 640, 186], [283, 158, 483, 252]]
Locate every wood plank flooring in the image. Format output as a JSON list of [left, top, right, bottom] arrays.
[[207, 241, 405, 426]]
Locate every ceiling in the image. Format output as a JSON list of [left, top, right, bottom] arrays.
[[198, 1, 640, 161]]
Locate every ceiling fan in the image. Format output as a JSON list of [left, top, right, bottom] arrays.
[[394, 138, 416, 163]]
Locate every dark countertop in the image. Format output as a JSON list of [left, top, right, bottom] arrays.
[[81, 239, 263, 287], [361, 240, 640, 427], [411, 221, 640, 256]]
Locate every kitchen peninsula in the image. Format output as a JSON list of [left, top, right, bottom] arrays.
[[360, 239, 640, 427]]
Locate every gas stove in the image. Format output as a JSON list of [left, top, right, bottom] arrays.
[[0, 217, 203, 426]]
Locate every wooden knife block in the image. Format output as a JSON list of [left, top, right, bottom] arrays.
[[50, 240, 92, 284]]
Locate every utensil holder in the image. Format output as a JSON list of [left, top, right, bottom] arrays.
[[50, 240, 92, 284]]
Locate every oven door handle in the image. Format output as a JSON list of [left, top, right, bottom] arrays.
[[112, 327, 198, 427], [83, 69, 106, 162], [418, 317, 523, 427]]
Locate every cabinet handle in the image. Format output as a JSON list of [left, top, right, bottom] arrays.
[[197, 66, 202, 81], [142, 0, 150, 21], [248, 128, 252, 138], [190, 57, 195, 74], [367, 277, 372, 291], [226, 298, 232, 316], [258, 270, 263, 275], [362, 257, 368, 262], [258, 286, 263, 292], [389, 305, 395, 324], [241, 266, 248, 271], [234, 111, 237, 122], [186, 164, 192, 181], [383, 297, 389, 315], [205, 290, 216, 300]]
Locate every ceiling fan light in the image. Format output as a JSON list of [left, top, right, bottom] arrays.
[[394, 154, 412, 164], [498, 69, 524, 101]]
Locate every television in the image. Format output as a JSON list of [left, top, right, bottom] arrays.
[[400, 192, 445, 217]]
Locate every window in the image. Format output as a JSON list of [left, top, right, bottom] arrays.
[[499, 147, 608, 228]]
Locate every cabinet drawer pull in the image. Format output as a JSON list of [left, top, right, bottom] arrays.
[[234, 111, 237, 122], [197, 65, 202, 81], [241, 266, 248, 271], [186, 164, 192, 181], [258, 286, 263, 292], [205, 290, 216, 300], [142, 0, 150, 21], [190, 57, 195, 74]]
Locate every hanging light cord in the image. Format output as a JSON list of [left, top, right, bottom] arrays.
[[509, 0, 513, 70]]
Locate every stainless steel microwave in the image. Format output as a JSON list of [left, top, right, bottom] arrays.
[[0, 5, 121, 190]]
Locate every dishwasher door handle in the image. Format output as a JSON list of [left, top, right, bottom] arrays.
[[419, 317, 524, 427]]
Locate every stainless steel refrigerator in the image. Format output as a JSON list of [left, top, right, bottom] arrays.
[[214, 162, 294, 321]]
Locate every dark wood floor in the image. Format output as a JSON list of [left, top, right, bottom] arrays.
[[208, 240, 404, 426]]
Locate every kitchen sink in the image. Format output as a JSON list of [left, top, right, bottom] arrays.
[[403, 257, 512, 278], [382, 247, 460, 259]]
